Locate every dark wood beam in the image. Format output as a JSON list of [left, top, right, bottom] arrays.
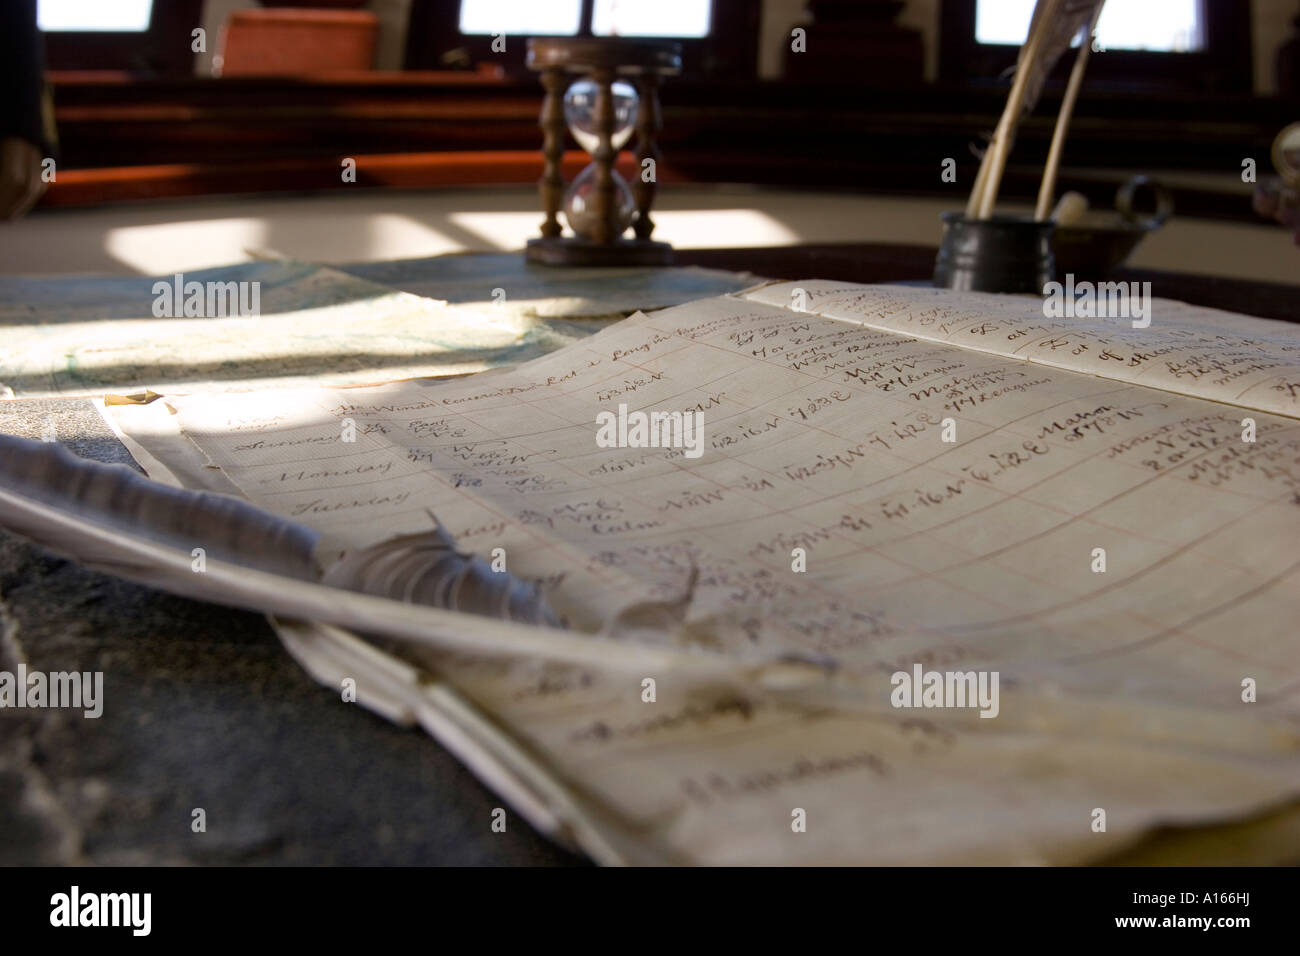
[[41, 72, 1295, 223]]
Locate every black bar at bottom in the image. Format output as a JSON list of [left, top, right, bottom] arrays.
[[1, 865, 1281, 943]]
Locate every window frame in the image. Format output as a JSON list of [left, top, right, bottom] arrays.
[[938, 0, 1253, 95], [404, 0, 759, 78], [41, 0, 204, 75]]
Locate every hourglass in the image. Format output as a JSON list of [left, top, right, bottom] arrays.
[[525, 38, 681, 266]]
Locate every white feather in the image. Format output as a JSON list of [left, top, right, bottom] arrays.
[[0, 434, 827, 689], [968, 0, 1107, 219]]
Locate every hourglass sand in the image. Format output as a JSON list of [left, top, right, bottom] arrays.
[[525, 38, 681, 266]]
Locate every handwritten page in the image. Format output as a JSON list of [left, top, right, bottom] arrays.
[[108, 285, 1300, 864], [742, 280, 1300, 418]]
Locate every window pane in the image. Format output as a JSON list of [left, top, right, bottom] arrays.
[[976, 0, 1205, 52], [592, 0, 712, 37], [38, 0, 153, 32], [459, 0, 583, 36]]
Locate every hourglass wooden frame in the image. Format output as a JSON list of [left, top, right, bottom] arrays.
[[525, 37, 681, 266]]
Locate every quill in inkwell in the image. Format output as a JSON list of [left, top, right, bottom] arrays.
[[935, 0, 1107, 293]]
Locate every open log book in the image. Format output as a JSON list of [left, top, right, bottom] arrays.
[[105, 279, 1300, 865]]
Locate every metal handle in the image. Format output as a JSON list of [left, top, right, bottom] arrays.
[[1116, 175, 1173, 230]]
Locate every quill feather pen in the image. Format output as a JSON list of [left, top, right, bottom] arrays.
[[0, 434, 826, 688], [967, 0, 1106, 219], [1035, 1, 1106, 220]]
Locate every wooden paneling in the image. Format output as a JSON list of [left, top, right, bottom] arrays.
[[38, 150, 653, 206], [41, 72, 1297, 223]]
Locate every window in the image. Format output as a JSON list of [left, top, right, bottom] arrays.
[[38, 0, 153, 33], [457, 0, 713, 38], [941, 0, 1250, 95], [458, 0, 583, 36], [409, 0, 751, 77], [976, 0, 1205, 53], [39, 0, 200, 74], [591, 0, 712, 38]]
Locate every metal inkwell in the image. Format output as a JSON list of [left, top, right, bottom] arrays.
[[932, 176, 1173, 295]]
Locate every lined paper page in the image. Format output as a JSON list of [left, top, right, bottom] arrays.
[[111, 289, 1300, 864], [742, 280, 1300, 418]]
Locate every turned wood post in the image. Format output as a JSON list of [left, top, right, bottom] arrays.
[[590, 67, 616, 245], [538, 66, 565, 239], [633, 73, 661, 241]]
